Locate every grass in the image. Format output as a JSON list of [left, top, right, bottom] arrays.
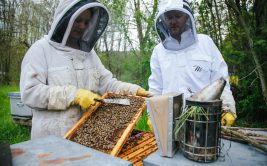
[[0, 86, 30, 144]]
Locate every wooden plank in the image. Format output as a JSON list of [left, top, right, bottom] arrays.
[[130, 145, 158, 163], [122, 141, 157, 160], [119, 137, 156, 158], [127, 144, 157, 162], [237, 130, 267, 139], [110, 101, 147, 156], [117, 130, 158, 165], [222, 127, 267, 154], [133, 161, 143, 166], [64, 93, 109, 139], [131, 156, 142, 164], [226, 127, 267, 131], [119, 133, 154, 153], [221, 134, 248, 144]]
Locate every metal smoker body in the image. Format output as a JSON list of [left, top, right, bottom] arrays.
[[179, 100, 222, 162], [177, 77, 226, 162]]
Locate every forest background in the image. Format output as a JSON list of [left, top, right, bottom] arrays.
[[0, 0, 266, 135]]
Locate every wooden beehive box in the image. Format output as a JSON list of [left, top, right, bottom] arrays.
[[64, 92, 147, 157], [118, 130, 158, 166]]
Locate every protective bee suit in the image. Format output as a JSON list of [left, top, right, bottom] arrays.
[[148, 0, 236, 114], [20, 0, 141, 139]]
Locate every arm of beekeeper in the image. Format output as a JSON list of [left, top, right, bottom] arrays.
[[90, 50, 142, 95], [207, 36, 237, 126], [20, 40, 98, 110], [20, 41, 75, 110], [148, 48, 163, 95]]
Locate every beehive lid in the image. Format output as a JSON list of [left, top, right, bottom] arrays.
[[11, 135, 132, 166]]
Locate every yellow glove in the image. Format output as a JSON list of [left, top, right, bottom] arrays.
[[136, 88, 152, 97], [147, 117, 154, 133], [221, 112, 237, 127], [75, 89, 102, 109]]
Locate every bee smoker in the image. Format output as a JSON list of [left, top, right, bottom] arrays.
[[176, 77, 226, 162], [179, 99, 222, 162]]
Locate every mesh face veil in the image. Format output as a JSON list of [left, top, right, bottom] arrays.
[[155, 0, 197, 51], [50, 0, 109, 52]]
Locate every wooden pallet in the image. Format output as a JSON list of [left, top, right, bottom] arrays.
[[64, 92, 147, 157], [118, 130, 158, 166]]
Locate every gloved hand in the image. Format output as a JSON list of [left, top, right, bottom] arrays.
[[221, 112, 237, 127], [74, 89, 102, 109], [147, 117, 154, 133], [136, 88, 152, 97]]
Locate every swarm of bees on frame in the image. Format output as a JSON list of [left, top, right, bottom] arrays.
[[72, 94, 145, 153]]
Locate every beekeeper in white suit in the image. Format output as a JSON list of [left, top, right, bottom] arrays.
[[20, 0, 150, 139], [148, 0, 237, 129]]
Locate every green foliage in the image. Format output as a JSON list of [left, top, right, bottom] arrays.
[[232, 79, 267, 124], [98, 51, 137, 83], [98, 49, 153, 89], [0, 86, 30, 144], [235, 118, 267, 128], [135, 111, 149, 131], [222, 34, 267, 126], [0, 0, 56, 85]]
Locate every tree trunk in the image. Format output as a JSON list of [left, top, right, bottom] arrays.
[[213, 0, 223, 48], [133, 0, 143, 55]]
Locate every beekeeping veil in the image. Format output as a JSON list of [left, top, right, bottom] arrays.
[[47, 0, 109, 52], [155, 0, 197, 51]]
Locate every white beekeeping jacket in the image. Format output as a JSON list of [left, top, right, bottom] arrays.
[[149, 0, 236, 113], [20, 0, 140, 139]]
